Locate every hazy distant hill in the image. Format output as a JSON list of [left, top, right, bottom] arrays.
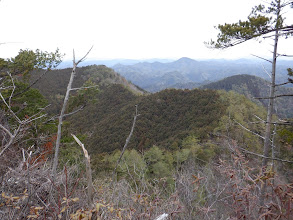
[[201, 74, 293, 118], [58, 58, 174, 69], [113, 57, 292, 92], [142, 71, 190, 92]]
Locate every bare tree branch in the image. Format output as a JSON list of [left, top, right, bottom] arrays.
[[275, 81, 293, 86], [233, 119, 265, 140], [46, 104, 86, 123], [254, 94, 293, 99], [253, 114, 292, 125], [75, 46, 93, 66], [0, 124, 21, 157], [111, 105, 139, 185], [0, 91, 22, 124], [276, 53, 293, 57], [239, 147, 293, 163], [251, 54, 272, 63]]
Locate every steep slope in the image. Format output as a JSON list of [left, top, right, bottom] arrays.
[[201, 74, 293, 118]]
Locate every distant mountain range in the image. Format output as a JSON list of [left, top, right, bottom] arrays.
[[112, 57, 293, 92], [58, 58, 174, 69], [40, 60, 293, 118]]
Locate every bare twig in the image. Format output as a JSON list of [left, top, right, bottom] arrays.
[[233, 119, 265, 140], [276, 53, 293, 57], [46, 104, 86, 123], [260, 63, 272, 79], [275, 81, 293, 86], [0, 124, 21, 157], [253, 115, 292, 125], [0, 89, 22, 124], [254, 94, 293, 99], [251, 54, 272, 63], [75, 46, 93, 66], [239, 146, 293, 163]]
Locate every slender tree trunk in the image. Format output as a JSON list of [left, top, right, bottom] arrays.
[[51, 62, 77, 178], [111, 105, 139, 186], [51, 47, 92, 179], [262, 1, 280, 168], [260, 0, 280, 206]]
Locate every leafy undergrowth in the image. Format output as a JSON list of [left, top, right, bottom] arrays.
[[1, 141, 292, 219]]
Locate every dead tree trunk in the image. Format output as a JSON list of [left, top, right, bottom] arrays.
[[51, 47, 93, 179], [72, 134, 94, 207], [111, 105, 139, 185]]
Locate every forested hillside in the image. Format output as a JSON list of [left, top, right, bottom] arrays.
[[201, 74, 293, 118], [66, 85, 226, 154], [2, 0, 293, 218], [31, 65, 145, 114], [1, 50, 293, 219]]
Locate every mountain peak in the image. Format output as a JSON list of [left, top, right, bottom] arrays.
[[176, 57, 197, 63]]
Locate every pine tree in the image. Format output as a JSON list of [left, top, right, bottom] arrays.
[[207, 0, 293, 206], [207, 0, 293, 167]]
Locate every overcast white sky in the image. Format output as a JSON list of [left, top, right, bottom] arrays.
[[1, 0, 293, 61]]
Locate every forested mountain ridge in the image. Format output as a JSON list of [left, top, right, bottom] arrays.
[[2, 54, 293, 219], [31, 65, 145, 113], [201, 74, 293, 118], [2, 0, 293, 217], [30, 65, 272, 158], [66, 85, 227, 154], [60, 83, 275, 179], [113, 57, 293, 92]]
